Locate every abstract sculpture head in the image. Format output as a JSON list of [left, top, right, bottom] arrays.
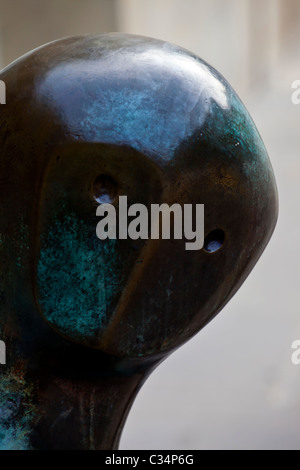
[[0, 33, 278, 449]]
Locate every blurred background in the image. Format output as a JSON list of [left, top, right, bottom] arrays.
[[0, 0, 299, 450]]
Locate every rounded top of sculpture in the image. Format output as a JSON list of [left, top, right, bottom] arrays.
[[2, 33, 233, 161]]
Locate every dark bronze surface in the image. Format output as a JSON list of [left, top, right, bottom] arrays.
[[0, 33, 278, 449]]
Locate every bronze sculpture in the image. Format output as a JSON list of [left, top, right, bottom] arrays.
[[0, 33, 278, 449]]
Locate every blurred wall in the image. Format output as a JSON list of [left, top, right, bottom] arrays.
[[0, 0, 117, 68]]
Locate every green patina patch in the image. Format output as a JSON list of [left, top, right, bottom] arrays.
[[0, 372, 35, 450], [37, 212, 123, 345]]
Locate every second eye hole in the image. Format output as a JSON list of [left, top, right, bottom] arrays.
[[204, 229, 225, 253]]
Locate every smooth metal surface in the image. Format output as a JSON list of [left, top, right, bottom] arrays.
[[0, 34, 278, 449]]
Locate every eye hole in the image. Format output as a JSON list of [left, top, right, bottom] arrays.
[[204, 229, 225, 253], [93, 174, 118, 204]]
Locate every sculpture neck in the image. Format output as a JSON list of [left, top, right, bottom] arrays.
[[29, 370, 148, 450], [0, 337, 162, 450]]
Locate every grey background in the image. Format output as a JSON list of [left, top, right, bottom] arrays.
[[0, 0, 299, 450]]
